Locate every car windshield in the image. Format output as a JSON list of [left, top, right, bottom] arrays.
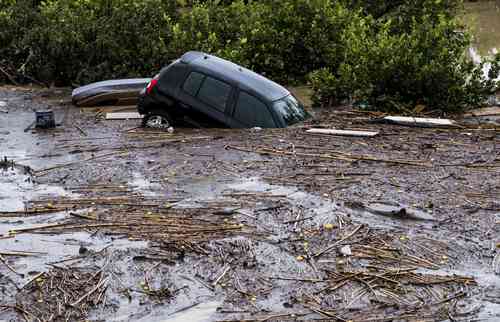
[[272, 95, 309, 126]]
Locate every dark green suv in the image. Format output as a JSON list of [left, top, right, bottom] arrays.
[[137, 51, 309, 129]]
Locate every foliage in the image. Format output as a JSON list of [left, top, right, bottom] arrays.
[[344, 0, 461, 21], [1, 0, 176, 85], [1, 0, 498, 112], [170, 0, 357, 83], [309, 1, 500, 112], [0, 1, 42, 78]]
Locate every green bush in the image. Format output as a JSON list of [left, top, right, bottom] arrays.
[[229, 0, 355, 83], [1, 0, 177, 85], [1, 0, 498, 112], [170, 0, 357, 83], [309, 1, 500, 112], [0, 0, 43, 82], [344, 0, 461, 22]]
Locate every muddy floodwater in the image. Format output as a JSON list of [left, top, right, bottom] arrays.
[[1, 85, 500, 322], [466, 1, 500, 55]]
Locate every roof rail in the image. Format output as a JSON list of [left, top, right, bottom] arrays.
[[180, 51, 206, 64]]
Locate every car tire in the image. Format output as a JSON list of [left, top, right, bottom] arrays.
[[142, 109, 173, 129]]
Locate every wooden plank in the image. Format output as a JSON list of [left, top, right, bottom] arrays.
[[465, 107, 500, 117], [306, 128, 379, 137], [105, 112, 142, 120], [383, 116, 456, 128]]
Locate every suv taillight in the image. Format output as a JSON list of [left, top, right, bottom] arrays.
[[146, 74, 160, 94]]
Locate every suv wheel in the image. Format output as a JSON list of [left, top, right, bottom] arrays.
[[142, 111, 173, 129]]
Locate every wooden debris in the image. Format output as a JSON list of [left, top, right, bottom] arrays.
[[8, 194, 251, 253], [0, 251, 41, 257], [2, 101, 494, 322], [380, 116, 457, 128], [105, 112, 142, 120], [314, 224, 364, 258], [16, 267, 108, 322], [0, 254, 22, 276], [212, 266, 231, 287], [34, 151, 128, 176], [73, 124, 87, 136], [225, 145, 431, 167], [306, 128, 379, 137], [465, 106, 500, 117]]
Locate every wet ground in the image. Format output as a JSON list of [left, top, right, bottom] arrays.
[[466, 0, 500, 56], [0, 85, 500, 321]]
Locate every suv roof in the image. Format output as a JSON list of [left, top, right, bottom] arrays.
[[180, 51, 289, 102]]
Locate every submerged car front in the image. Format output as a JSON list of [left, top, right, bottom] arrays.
[[272, 94, 310, 127]]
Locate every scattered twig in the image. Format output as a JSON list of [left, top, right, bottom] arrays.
[[314, 224, 364, 258], [0, 254, 23, 276]]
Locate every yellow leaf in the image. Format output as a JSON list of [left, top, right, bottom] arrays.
[[323, 223, 335, 230]]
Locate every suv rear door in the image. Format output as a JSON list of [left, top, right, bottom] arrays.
[[227, 90, 278, 128], [177, 71, 234, 125]]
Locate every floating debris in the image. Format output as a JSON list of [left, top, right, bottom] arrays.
[[15, 266, 108, 322]]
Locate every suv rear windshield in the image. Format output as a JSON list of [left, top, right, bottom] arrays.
[[272, 95, 308, 126]]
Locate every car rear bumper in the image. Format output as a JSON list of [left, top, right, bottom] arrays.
[[137, 95, 147, 115], [137, 89, 156, 115]]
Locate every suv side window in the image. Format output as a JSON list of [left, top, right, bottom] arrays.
[[197, 76, 232, 112], [234, 91, 276, 128], [182, 72, 205, 96]]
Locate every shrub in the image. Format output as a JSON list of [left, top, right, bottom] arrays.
[[1, 0, 498, 112], [228, 0, 355, 83], [0, 0, 43, 82], [344, 0, 461, 22], [170, 0, 360, 83], [2, 0, 177, 85], [309, 1, 500, 112]]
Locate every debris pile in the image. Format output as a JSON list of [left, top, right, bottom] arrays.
[[1, 186, 485, 322], [5, 194, 251, 254], [0, 156, 14, 169], [298, 230, 475, 321], [2, 86, 499, 322], [15, 267, 108, 322]]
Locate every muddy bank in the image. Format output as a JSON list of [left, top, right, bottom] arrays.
[[1, 86, 500, 321]]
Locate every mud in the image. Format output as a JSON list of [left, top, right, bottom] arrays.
[[1, 85, 500, 321]]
